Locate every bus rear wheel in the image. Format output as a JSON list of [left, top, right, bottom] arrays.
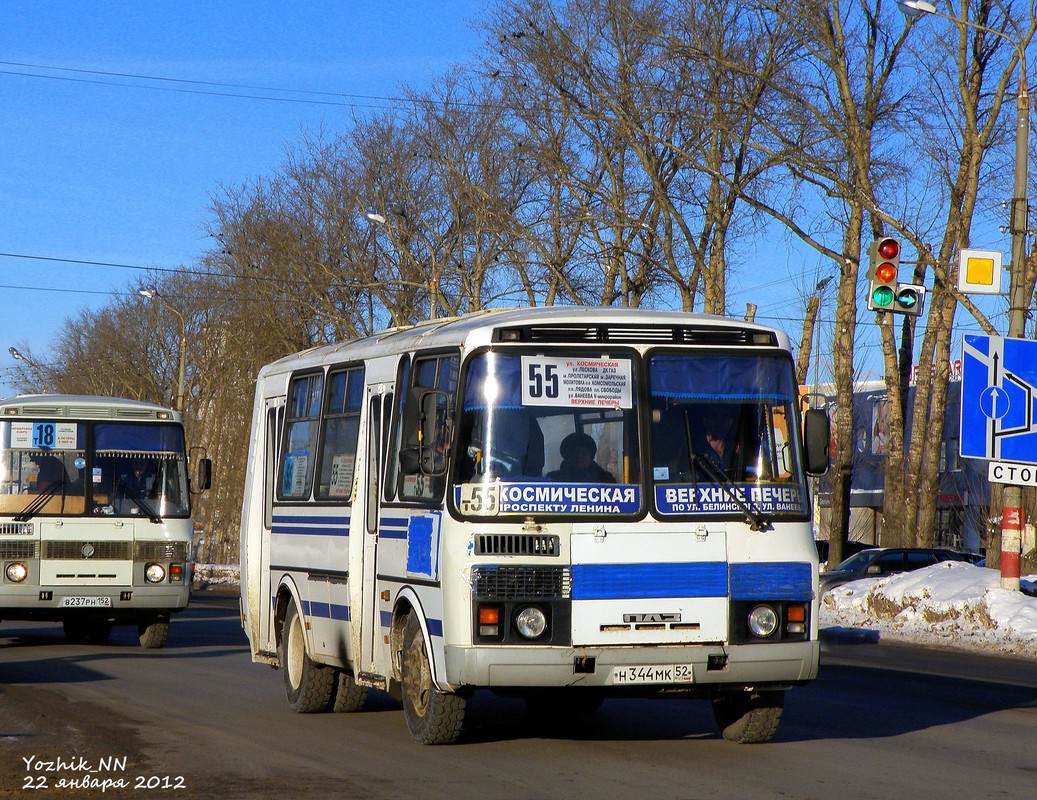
[[279, 598, 334, 713], [712, 689, 784, 744], [400, 613, 465, 744]]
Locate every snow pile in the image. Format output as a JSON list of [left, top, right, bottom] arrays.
[[193, 563, 241, 589], [820, 560, 1037, 658]]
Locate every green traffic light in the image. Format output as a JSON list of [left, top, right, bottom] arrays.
[[871, 285, 895, 307]]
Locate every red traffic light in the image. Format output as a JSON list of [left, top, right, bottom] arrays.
[[876, 237, 900, 261]]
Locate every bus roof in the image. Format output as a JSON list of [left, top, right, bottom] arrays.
[[258, 306, 791, 378], [0, 394, 181, 422]]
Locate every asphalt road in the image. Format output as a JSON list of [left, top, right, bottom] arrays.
[[1, 593, 1035, 800]]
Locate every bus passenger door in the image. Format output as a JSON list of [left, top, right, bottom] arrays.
[[355, 387, 389, 676], [258, 397, 283, 655]]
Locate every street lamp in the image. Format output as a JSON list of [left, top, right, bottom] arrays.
[[366, 208, 440, 320], [812, 276, 833, 395], [8, 347, 48, 393], [898, 0, 1029, 589], [138, 287, 187, 413]]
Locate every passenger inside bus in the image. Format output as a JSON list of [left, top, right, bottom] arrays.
[[695, 405, 739, 473], [650, 402, 743, 481], [547, 431, 615, 483], [120, 459, 156, 497], [32, 455, 65, 493]]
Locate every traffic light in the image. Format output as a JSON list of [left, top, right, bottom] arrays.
[[867, 237, 900, 312], [866, 237, 926, 316]]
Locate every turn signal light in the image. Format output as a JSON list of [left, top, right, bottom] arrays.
[[478, 605, 501, 637]]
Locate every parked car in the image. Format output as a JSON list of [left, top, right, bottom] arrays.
[[814, 539, 873, 569], [819, 547, 968, 595]]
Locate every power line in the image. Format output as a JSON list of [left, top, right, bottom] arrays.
[[0, 250, 182, 273], [0, 60, 408, 110]]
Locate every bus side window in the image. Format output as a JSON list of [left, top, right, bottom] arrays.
[[316, 367, 364, 501], [278, 371, 324, 500]]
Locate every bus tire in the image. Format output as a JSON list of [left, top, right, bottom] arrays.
[[712, 689, 784, 744], [138, 619, 169, 649], [400, 613, 465, 744], [331, 670, 369, 713], [279, 599, 334, 713]]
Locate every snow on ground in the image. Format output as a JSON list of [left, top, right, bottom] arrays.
[[820, 560, 1037, 659]]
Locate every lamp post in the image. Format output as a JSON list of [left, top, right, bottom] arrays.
[[138, 287, 187, 413], [8, 347, 48, 393], [898, 0, 1029, 589]]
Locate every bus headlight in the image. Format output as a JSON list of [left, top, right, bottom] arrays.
[[747, 604, 778, 638], [514, 606, 548, 639], [145, 563, 167, 583], [6, 562, 28, 582]]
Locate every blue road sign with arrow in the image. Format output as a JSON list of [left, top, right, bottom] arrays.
[[960, 334, 1037, 462]]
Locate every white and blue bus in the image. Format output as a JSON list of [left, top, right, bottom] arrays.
[[0, 395, 211, 648], [240, 307, 829, 743]]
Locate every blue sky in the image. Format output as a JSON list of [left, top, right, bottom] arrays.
[[0, 1, 487, 394]]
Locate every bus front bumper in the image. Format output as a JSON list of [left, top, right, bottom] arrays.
[[443, 640, 820, 691]]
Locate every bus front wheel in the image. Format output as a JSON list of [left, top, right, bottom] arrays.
[[279, 599, 334, 713], [712, 689, 784, 744], [400, 613, 465, 744], [138, 617, 169, 649], [331, 670, 369, 713]]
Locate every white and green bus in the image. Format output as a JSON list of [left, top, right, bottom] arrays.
[[0, 394, 211, 648], [240, 307, 829, 743]]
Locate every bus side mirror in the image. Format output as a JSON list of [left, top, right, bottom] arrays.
[[195, 457, 212, 491], [803, 408, 830, 476], [399, 389, 450, 476]]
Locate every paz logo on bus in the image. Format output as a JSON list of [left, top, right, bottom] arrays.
[[623, 612, 681, 623]]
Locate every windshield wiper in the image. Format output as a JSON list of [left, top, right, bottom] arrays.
[[14, 479, 65, 523], [115, 480, 162, 524], [682, 411, 773, 532]]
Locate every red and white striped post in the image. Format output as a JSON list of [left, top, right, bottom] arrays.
[[1001, 507, 1023, 590]]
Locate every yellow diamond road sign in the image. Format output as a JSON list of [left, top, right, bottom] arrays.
[[958, 248, 1003, 294]]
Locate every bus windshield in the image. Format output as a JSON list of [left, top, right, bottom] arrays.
[[453, 351, 641, 517], [450, 349, 809, 520], [0, 420, 190, 519], [646, 351, 808, 518]]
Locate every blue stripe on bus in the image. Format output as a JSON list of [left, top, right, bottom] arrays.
[[572, 562, 728, 600], [729, 562, 813, 601], [378, 516, 410, 539], [273, 514, 350, 525], [271, 514, 350, 537], [303, 601, 351, 621], [272, 525, 351, 537]]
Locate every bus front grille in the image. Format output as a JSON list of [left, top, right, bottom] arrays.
[[43, 541, 132, 560], [472, 566, 571, 600], [134, 541, 189, 561], [0, 541, 39, 559]]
